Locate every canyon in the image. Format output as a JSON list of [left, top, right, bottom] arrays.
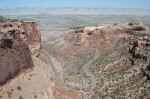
[[1, 15, 150, 99]]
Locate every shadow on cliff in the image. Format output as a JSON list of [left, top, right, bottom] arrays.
[[0, 17, 35, 86]]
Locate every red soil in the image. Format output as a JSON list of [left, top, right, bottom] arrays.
[[52, 86, 81, 99]]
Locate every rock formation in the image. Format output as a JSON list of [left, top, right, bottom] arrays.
[[129, 31, 150, 80], [61, 22, 150, 98], [64, 22, 150, 52], [0, 17, 41, 85], [22, 21, 41, 57]]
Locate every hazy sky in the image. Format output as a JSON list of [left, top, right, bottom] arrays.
[[0, 0, 150, 9]]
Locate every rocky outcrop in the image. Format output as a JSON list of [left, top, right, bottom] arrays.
[[65, 22, 150, 78], [22, 21, 41, 57], [0, 17, 41, 85], [129, 36, 150, 61], [64, 22, 150, 52], [129, 33, 150, 80]]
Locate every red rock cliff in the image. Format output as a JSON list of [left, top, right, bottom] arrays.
[[23, 21, 41, 56], [0, 17, 41, 85]]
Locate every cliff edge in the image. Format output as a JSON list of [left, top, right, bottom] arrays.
[[0, 17, 41, 86]]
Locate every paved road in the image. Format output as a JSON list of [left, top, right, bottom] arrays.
[[42, 43, 98, 90], [81, 49, 99, 89], [42, 44, 65, 87]]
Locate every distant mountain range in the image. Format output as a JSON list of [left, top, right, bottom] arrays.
[[0, 8, 150, 15]]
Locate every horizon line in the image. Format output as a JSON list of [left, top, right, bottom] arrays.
[[0, 7, 150, 10]]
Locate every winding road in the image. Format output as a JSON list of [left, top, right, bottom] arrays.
[[42, 43, 99, 90]]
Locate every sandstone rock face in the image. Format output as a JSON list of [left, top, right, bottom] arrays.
[[129, 32, 150, 79], [23, 21, 41, 57], [64, 22, 149, 52], [65, 24, 127, 52], [0, 17, 41, 85]]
